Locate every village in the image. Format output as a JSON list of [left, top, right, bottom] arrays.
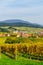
[[0, 30, 43, 38]]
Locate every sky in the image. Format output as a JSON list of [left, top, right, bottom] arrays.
[[0, 0, 43, 25]]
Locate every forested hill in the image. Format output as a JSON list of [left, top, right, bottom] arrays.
[[0, 19, 43, 28]]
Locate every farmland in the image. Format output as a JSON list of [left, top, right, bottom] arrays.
[[0, 26, 43, 33], [0, 26, 43, 65]]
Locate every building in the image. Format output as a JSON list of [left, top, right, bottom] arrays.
[[0, 33, 10, 37]]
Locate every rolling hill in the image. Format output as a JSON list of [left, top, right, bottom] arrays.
[[0, 19, 43, 28]]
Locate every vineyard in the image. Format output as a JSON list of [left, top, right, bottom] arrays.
[[0, 37, 43, 65], [0, 43, 43, 61]]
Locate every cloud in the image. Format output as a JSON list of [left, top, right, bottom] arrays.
[[0, 0, 43, 24], [0, 0, 16, 7]]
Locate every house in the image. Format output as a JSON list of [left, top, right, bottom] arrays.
[[21, 33, 29, 38], [13, 30, 29, 38], [20, 31, 29, 38], [0, 33, 10, 37], [5, 33, 10, 36], [38, 32, 43, 37], [28, 34, 32, 37], [0, 34, 5, 37]]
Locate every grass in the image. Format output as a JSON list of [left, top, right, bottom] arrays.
[[0, 37, 7, 44], [0, 53, 43, 65], [0, 36, 43, 44], [29, 38, 43, 43], [14, 27, 43, 33]]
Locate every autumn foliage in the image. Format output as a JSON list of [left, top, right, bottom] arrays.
[[0, 43, 43, 60]]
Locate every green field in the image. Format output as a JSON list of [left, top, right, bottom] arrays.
[[0, 53, 43, 65], [0, 26, 43, 33], [0, 37, 7, 44], [14, 27, 43, 33]]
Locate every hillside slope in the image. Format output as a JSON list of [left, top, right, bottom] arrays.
[[0, 19, 43, 28]]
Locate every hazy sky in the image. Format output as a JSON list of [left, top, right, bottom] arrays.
[[0, 0, 43, 25]]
